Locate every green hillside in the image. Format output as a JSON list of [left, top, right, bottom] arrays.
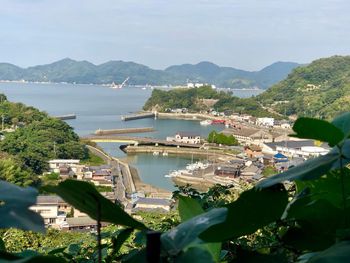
[[257, 55, 350, 119]]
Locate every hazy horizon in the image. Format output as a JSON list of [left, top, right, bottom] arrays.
[[1, 0, 349, 70]]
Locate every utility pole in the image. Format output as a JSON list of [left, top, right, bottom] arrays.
[[53, 142, 56, 158]]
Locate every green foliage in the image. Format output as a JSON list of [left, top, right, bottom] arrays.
[[258, 55, 350, 120], [0, 156, 37, 187], [80, 152, 105, 166], [0, 116, 88, 175], [207, 130, 239, 146], [143, 86, 230, 111]]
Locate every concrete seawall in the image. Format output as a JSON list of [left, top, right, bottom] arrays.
[[94, 127, 155, 135]]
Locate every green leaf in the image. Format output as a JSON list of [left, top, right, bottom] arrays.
[[46, 180, 146, 230], [175, 247, 214, 263], [0, 251, 65, 263], [231, 248, 288, 263], [122, 248, 146, 263], [0, 238, 5, 251], [0, 180, 45, 233], [307, 241, 350, 263], [332, 112, 350, 139], [257, 151, 339, 188], [201, 185, 288, 242], [178, 196, 204, 221], [295, 169, 350, 209], [65, 244, 80, 256], [178, 196, 221, 261], [161, 207, 227, 255], [282, 192, 345, 251], [292, 117, 344, 146], [111, 228, 134, 255]]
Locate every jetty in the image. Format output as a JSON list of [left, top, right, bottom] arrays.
[[121, 112, 156, 121], [94, 127, 155, 135], [54, 114, 76, 120]]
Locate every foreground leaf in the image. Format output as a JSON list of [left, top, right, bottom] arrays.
[[46, 180, 146, 230], [307, 241, 350, 263], [175, 247, 214, 263], [178, 196, 221, 261], [292, 117, 344, 146], [178, 195, 204, 221], [201, 185, 288, 241], [332, 112, 350, 139], [231, 248, 288, 263], [0, 180, 45, 233], [161, 207, 227, 255]]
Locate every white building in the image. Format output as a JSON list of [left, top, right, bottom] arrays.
[[48, 159, 80, 173], [167, 132, 201, 144], [256, 117, 275, 127], [262, 140, 329, 158], [133, 198, 172, 212], [30, 196, 67, 227]]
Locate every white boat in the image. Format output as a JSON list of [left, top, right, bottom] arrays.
[[109, 77, 129, 89], [162, 152, 168, 156], [200, 120, 212, 126], [153, 151, 159, 156]]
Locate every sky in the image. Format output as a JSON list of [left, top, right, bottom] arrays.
[[1, 0, 350, 70]]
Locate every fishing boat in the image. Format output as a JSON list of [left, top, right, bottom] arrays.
[[200, 120, 212, 126]]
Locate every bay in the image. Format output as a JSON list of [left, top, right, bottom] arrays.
[[0, 82, 260, 191]]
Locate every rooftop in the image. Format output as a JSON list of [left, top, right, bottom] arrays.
[[136, 198, 172, 206]]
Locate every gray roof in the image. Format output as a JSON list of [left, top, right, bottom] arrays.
[[136, 198, 171, 206], [36, 195, 65, 204], [66, 216, 97, 226], [266, 140, 330, 150]]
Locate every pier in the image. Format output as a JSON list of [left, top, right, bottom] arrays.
[[121, 112, 156, 121], [94, 127, 155, 135], [54, 114, 76, 120]]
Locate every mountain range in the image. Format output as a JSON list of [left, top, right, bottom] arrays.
[[0, 58, 300, 89]]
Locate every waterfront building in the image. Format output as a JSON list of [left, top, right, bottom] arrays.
[[262, 140, 330, 158], [167, 132, 201, 144]]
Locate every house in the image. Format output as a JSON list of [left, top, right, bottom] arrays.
[[133, 198, 173, 212], [30, 195, 69, 227], [61, 216, 108, 232], [214, 166, 241, 178], [48, 159, 80, 175], [256, 117, 274, 127], [244, 144, 263, 158], [223, 127, 273, 144], [167, 132, 201, 144]]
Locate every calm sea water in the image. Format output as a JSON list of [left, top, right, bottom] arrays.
[[0, 82, 262, 190]]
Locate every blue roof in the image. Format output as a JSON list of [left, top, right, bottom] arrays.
[[274, 153, 288, 159]]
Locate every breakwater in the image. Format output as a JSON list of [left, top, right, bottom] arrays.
[[54, 114, 76, 120], [94, 127, 155, 135], [121, 112, 156, 121]]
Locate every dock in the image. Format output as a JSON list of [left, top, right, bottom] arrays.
[[121, 112, 156, 121], [94, 127, 155, 135], [54, 114, 76, 120]]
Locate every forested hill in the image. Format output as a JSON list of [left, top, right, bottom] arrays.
[[0, 58, 299, 89], [257, 55, 350, 119]]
